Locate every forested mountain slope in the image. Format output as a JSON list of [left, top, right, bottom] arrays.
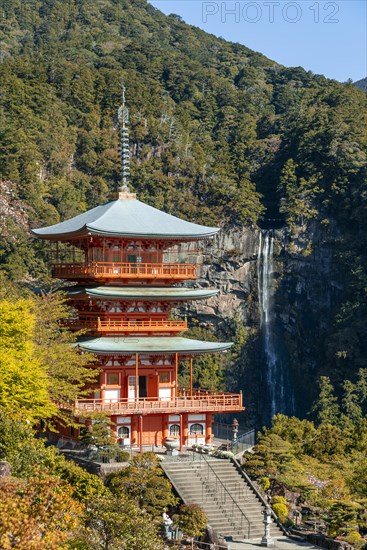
[[1, 0, 367, 415], [355, 77, 367, 92]]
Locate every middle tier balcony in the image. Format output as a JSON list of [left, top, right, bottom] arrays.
[[68, 316, 188, 335], [52, 262, 197, 282], [72, 389, 244, 415]]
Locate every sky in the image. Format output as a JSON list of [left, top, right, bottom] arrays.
[[149, 0, 367, 83]]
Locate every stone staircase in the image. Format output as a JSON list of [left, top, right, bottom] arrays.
[[162, 457, 284, 540]]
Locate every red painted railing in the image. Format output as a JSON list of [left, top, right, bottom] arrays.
[[67, 317, 187, 334], [98, 318, 187, 333], [52, 262, 197, 280], [73, 392, 243, 415]]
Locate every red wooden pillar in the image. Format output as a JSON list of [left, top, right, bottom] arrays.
[[182, 413, 189, 448], [131, 415, 138, 447], [205, 413, 212, 444], [189, 357, 193, 397], [135, 353, 139, 401], [179, 414, 183, 451], [139, 415, 143, 454], [100, 370, 105, 402], [163, 415, 169, 444], [175, 352, 179, 398]]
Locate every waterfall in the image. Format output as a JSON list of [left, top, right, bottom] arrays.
[[257, 230, 294, 421]]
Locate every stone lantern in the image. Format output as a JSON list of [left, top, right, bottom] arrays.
[[232, 418, 239, 444], [261, 506, 274, 547]]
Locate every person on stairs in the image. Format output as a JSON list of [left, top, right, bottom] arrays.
[[162, 508, 174, 540]]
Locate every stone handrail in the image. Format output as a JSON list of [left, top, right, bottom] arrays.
[[200, 453, 251, 539], [231, 458, 288, 536]]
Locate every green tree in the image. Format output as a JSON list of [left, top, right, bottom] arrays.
[[108, 452, 177, 517], [0, 408, 56, 478], [32, 292, 97, 419], [310, 424, 345, 460], [76, 492, 165, 550], [340, 379, 363, 428], [310, 376, 340, 426], [79, 414, 116, 448], [326, 501, 360, 537], [269, 414, 317, 455], [175, 504, 207, 548], [347, 460, 367, 498], [53, 457, 106, 503], [0, 409, 106, 501], [244, 432, 296, 479]]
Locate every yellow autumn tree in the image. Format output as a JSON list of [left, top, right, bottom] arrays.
[[0, 293, 96, 425], [0, 299, 57, 422], [0, 471, 83, 549]]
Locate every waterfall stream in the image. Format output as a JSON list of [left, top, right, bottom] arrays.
[[257, 230, 294, 421]]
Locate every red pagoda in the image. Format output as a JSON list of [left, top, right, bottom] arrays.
[[32, 89, 244, 450]]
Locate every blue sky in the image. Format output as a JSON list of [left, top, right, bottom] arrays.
[[149, 0, 367, 82]]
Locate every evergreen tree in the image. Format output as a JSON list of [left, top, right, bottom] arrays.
[[310, 376, 340, 426]]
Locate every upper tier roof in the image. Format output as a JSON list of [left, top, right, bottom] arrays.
[[32, 198, 218, 240], [67, 286, 219, 301]]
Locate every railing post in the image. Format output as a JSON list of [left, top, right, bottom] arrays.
[[189, 357, 193, 397]]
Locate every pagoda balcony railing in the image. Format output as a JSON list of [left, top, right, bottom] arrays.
[[68, 317, 188, 334], [52, 262, 197, 280], [72, 391, 243, 415]]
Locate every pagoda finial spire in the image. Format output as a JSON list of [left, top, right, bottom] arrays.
[[116, 83, 136, 200]]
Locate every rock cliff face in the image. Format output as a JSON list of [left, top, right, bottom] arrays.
[[193, 228, 259, 325], [183, 222, 344, 429], [274, 222, 344, 419]]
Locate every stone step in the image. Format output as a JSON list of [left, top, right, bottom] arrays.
[[180, 495, 265, 511], [181, 498, 265, 513], [164, 468, 202, 474]]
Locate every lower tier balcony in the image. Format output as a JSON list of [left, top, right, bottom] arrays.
[[72, 391, 243, 415], [68, 317, 188, 335], [52, 262, 197, 281]]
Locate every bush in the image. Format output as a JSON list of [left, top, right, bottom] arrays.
[[272, 496, 289, 523], [272, 496, 287, 505], [344, 531, 364, 549], [262, 477, 271, 491], [116, 450, 130, 462], [211, 450, 234, 459], [175, 504, 207, 539]]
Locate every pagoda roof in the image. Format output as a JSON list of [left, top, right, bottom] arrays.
[[32, 198, 218, 240], [67, 286, 219, 301], [76, 336, 232, 355]]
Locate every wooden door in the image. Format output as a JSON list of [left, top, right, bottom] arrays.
[[143, 416, 163, 447]]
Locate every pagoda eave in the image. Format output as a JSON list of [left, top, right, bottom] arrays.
[[31, 198, 219, 241], [74, 336, 233, 355], [66, 286, 219, 301]]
